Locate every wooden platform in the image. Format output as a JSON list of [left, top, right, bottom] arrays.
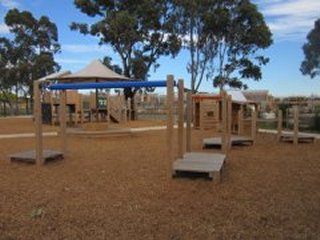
[[66, 128, 132, 137], [172, 152, 226, 182], [280, 133, 316, 143], [9, 150, 63, 164], [203, 135, 254, 148]]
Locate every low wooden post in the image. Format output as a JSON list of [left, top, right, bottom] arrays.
[[166, 75, 174, 165], [293, 106, 299, 145], [60, 90, 67, 155], [34, 81, 43, 165], [277, 109, 283, 141], [251, 109, 257, 144], [221, 91, 228, 155], [177, 79, 184, 158], [227, 95, 232, 150], [186, 92, 192, 152]]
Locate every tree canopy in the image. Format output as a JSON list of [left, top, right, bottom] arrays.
[[300, 18, 320, 78], [71, 0, 181, 80], [0, 8, 60, 101], [175, 0, 272, 92]]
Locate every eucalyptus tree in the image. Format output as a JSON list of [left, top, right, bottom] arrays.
[[4, 8, 60, 110], [301, 18, 320, 78], [175, 0, 272, 92], [71, 0, 182, 119]]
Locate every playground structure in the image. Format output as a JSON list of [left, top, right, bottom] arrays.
[[192, 91, 250, 133], [201, 93, 257, 149], [9, 74, 229, 182], [276, 106, 316, 144], [41, 89, 129, 125]]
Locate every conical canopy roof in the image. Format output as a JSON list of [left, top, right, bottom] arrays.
[[57, 59, 129, 82]]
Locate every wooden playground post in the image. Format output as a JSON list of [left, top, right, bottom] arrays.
[[277, 109, 283, 141], [34, 81, 43, 165], [186, 92, 192, 152], [166, 75, 174, 164], [48, 91, 54, 125], [293, 106, 299, 145], [221, 91, 228, 155], [238, 106, 243, 135], [127, 98, 132, 121], [107, 93, 110, 123], [123, 95, 127, 123], [60, 90, 67, 155], [227, 95, 232, 150], [177, 79, 184, 158], [251, 109, 257, 144], [199, 99, 203, 131], [80, 94, 84, 124], [75, 93, 80, 125]]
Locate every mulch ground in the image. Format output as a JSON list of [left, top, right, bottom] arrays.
[[0, 118, 319, 239]]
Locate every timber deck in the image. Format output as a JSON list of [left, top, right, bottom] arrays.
[[9, 150, 63, 164], [172, 152, 226, 183], [280, 133, 316, 143], [203, 135, 254, 148]]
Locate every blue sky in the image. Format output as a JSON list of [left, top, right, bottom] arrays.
[[1, 0, 320, 97]]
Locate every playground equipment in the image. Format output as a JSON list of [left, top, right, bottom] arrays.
[[192, 94, 221, 130], [9, 74, 228, 183], [202, 95, 256, 149], [42, 90, 83, 125], [171, 80, 228, 182], [277, 106, 316, 144]]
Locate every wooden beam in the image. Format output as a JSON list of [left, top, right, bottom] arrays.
[[177, 79, 184, 158], [227, 95, 232, 150], [49, 91, 54, 126], [166, 75, 174, 164], [221, 91, 227, 155], [34, 81, 43, 165], [277, 109, 282, 141], [60, 90, 67, 155], [186, 92, 192, 152], [293, 106, 299, 145], [238, 109, 243, 135], [80, 94, 84, 124], [251, 109, 257, 144], [107, 93, 110, 123]]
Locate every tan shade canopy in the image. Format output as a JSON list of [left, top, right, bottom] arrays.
[[53, 59, 129, 82]]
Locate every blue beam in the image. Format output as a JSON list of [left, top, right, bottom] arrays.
[[47, 80, 170, 90]]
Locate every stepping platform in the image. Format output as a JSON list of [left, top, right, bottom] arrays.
[[203, 135, 254, 148], [280, 133, 316, 143], [172, 152, 226, 182], [67, 128, 132, 137], [9, 150, 63, 164]]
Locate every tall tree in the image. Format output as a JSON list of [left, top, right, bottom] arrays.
[[300, 18, 320, 78], [71, 0, 182, 119], [4, 8, 61, 105], [176, 0, 272, 92], [0, 37, 17, 114]]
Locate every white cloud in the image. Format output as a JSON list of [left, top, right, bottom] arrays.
[[0, 23, 9, 34], [61, 44, 112, 53], [0, 0, 20, 9], [254, 0, 320, 42]]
